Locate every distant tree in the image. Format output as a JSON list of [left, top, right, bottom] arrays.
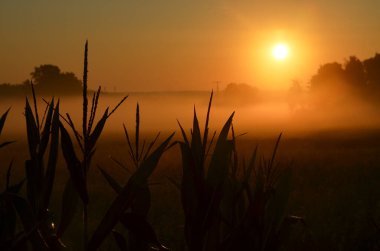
[[310, 62, 345, 91], [287, 80, 304, 111], [224, 83, 258, 98], [31, 64, 82, 95], [344, 56, 365, 88], [363, 53, 380, 88], [31, 64, 60, 86], [222, 83, 258, 105]]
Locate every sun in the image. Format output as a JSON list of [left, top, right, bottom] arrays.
[[272, 43, 289, 61]]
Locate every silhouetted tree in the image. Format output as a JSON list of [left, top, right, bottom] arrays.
[[310, 62, 345, 91], [308, 54, 380, 107], [221, 83, 258, 106], [0, 80, 29, 97], [344, 56, 365, 88], [288, 80, 304, 111], [31, 64, 60, 85], [31, 64, 82, 95], [363, 53, 380, 88]]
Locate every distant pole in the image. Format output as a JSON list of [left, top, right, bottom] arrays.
[[213, 81, 221, 94]]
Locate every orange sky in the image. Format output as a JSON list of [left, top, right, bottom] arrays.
[[1, 1, 380, 91]]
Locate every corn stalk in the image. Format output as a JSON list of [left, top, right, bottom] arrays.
[[58, 41, 127, 250]]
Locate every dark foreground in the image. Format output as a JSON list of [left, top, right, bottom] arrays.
[[1, 129, 380, 251]]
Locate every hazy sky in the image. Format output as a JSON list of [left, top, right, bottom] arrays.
[[1, 1, 379, 91]]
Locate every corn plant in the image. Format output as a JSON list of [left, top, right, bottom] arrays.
[[57, 41, 127, 250], [0, 108, 51, 251], [0, 170, 28, 251], [0, 108, 13, 150], [0, 108, 24, 250], [177, 91, 233, 250], [93, 103, 173, 250], [177, 91, 299, 250], [219, 133, 296, 251], [22, 83, 63, 250]]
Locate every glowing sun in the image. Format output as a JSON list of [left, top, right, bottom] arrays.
[[272, 43, 289, 61]]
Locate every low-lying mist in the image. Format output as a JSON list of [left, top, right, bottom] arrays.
[[1, 90, 380, 142]]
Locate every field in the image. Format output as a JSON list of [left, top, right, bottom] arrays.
[[101, 131, 380, 251], [1, 91, 380, 250], [2, 1, 380, 250]]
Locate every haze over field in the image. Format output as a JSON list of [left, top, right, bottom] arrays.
[[1, 91, 380, 141]]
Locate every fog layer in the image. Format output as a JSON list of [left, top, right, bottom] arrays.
[[1, 90, 379, 142]]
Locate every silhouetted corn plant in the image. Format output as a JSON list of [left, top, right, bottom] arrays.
[[219, 133, 297, 251], [0, 108, 50, 251], [22, 84, 64, 250], [57, 41, 127, 250], [177, 92, 300, 250], [93, 103, 173, 250], [177, 91, 234, 250], [0, 108, 14, 150], [0, 108, 23, 250]]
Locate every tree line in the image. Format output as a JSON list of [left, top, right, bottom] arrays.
[[0, 64, 82, 96], [310, 54, 380, 98], [2, 53, 380, 102], [288, 53, 380, 109]]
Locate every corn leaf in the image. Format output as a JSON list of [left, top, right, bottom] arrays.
[[25, 99, 40, 159], [264, 167, 292, 246], [0, 141, 15, 149], [112, 230, 128, 251], [177, 120, 189, 146], [88, 108, 109, 151], [202, 91, 213, 159], [179, 142, 198, 218], [41, 102, 60, 211], [7, 179, 25, 194], [25, 159, 40, 213], [39, 99, 54, 158], [60, 122, 88, 204], [98, 166, 123, 194], [128, 133, 174, 187], [0, 194, 17, 244], [88, 133, 174, 250], [11, 194, 48, 250], [166, 175, 180, 191], [135, 104, 140, 162], [131, 186, 151, 218], [0, 108, 10, 136], [56, 179, 80, 238], [191, 108, 203, 171], [120, 212, 169, 251], [206, 112, 234, 188], [236, 147, 258, 198]]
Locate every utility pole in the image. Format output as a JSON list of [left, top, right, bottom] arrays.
[[213, 81, 221, 94]]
